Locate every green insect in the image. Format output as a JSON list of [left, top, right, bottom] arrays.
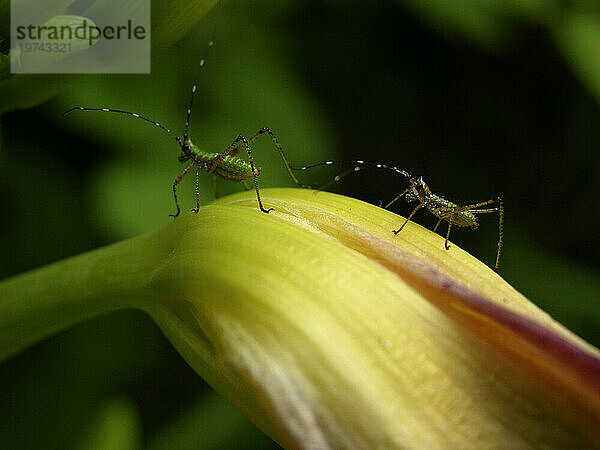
[[294, 160, 504, 271], [64, 37, 301, 217]]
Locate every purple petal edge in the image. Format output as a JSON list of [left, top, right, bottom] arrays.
[[351, 222, 600, 418]]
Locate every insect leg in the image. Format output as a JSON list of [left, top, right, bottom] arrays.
[[496, 197, 504, 271], [242, 136, 273, 213], [469, 208, 497, 213], [228, 127, 303, 187], [393, 203, 423, 234], [469, 197, 504, 271], [385, 188, 410, 209], [247, 128, 303, 186], [210, 135, 273, 214], [432, 218, 443, 232], [444, 222, 453, 250], [192, 165, 201, 213], [169, 161, 196, 218], [456, 198, 496, 211], [206, 136, 244, 173]]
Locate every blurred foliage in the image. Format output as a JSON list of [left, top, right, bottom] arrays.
[[554, 8, 600, 104], [1, 0, 599, 448], [0, 0, 219, 114], [76, 397, 141, 450], [400, 0, 557, 48]]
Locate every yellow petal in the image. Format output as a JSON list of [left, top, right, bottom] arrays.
[[146, 188, 600, 448]]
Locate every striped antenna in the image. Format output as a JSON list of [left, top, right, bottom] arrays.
[[63, 107, 184, 147], [183, 31, 216, 141], [291, 160, 414, 190]]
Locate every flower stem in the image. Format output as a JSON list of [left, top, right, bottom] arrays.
[[0, 230, 166, 361]]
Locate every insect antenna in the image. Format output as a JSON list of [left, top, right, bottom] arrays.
[[183, 31, 215, 142], [63, 107, 185, 147], [292, 160, 414, 191]]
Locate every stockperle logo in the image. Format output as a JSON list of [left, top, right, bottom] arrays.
[[11, 0, 150, 73]]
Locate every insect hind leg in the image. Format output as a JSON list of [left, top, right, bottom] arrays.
[[251, 128, 302, 184], [228, 127, 304, 187], [466, 197, 504, 271], [209, 135, 273, 214], [456, 198, 496, 212]]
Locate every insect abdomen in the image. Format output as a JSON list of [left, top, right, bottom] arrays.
[[448, 210, 478, 228], [429, 197, 478, 228], [195, 152, 255, 183]]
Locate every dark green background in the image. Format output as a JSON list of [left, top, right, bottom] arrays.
[[1, 0, 599, 448]]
